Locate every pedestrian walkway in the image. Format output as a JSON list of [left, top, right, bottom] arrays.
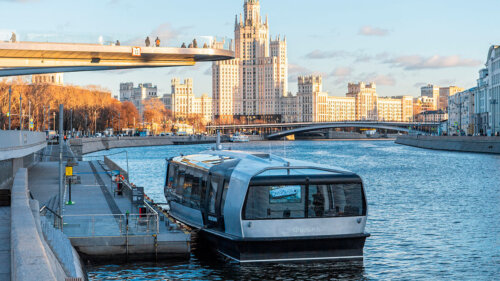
[[0, 207, 10, 281], [28, 149, 190, 261]]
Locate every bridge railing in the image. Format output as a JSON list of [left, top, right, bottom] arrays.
[[1, 30, 233, 50]]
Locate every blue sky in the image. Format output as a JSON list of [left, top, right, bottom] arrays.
[[1, 0, 497, 98]]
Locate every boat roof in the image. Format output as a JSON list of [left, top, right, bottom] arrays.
[[170, 150, 356, 178]]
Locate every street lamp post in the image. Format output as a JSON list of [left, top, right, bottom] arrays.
[[58, 104, 64, 217], [70, 109, 73, 137], [8, 87, 11, 130], [124, 150, 129, 182], [28, 101, 31, 131], [42, 106, 44, 131], [19, 93, 23, 131], [48, 105, 51, 131]]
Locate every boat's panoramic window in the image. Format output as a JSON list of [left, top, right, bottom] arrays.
[[243, 183, 365, 220], [182, 170, 193, 206], [244, 185, 306, 220], [174, 167, 185, 202], [307, 183, 364, 217], [190, 170, 202, 209], [208, 179, 218, 214], [166, 163, 177, 190], [220, 180, 229, 216], [200, 175, 208, 207]]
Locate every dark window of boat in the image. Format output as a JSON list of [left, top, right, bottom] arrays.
[[169, 165, 205, 210], [243, 183, 365, 220], [165, 163, 178, 202], [220, 180, 229, 216], [182, 170, 193, 205], [175, 168, 185, 199], [190, 169, 202, 209], [208, 179, 218, 214]]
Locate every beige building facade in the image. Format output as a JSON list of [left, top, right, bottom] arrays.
[[119, 82, 158, 115], [420, 84, 464, 111], [32, 73, 64, 85], [163, 78, 212, 123], [212, 0, 288, 121], [421, 84, 440, 110], [282, 77, 413, 123]]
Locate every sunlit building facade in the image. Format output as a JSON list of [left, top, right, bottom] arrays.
[[32, 73, 64, 85], [163, 78, 212, 123], [282, 77, 413, 123], [439, 86, 464, 111], [119, 82, 158, 115], [212, 0, 288, 121], [346, 82, 378, 121], [421, 84, 440, 110]]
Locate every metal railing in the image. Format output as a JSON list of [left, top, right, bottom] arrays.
[[2, 30, 233, 50], [39, 205, 63, 229], [144, 201, 160, 234], [60, 213, 159, 238]]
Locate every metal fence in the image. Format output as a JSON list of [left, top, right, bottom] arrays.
[[61, 213, 159, 238]]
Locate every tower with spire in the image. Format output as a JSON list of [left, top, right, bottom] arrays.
[[213, 0, 288, 121]]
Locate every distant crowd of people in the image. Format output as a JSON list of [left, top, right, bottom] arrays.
[[8, 31, 209, 50]]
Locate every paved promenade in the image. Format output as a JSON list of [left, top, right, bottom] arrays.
[[28, 142, 190, 262]]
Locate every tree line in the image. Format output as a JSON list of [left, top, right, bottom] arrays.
[[0, 78, 139, 134], [0, 78, 208, 134]]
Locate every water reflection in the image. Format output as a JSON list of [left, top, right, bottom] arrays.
[[88, 256, 366, 281]]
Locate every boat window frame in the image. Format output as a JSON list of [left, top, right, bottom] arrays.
[[242, 175, 366, 221]]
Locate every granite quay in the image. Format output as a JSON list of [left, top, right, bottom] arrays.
[[395, 135, 500, 154], [69, 135, 264, 160]]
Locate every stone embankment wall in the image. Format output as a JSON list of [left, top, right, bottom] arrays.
[[70, 136, 198, 159], [104, 156, 129, 180], [70, 135, 265, 159], [395, 135, 500, 154], [10, 169, 84, 281]]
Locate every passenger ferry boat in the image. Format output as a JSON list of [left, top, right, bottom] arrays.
[[229, 133, 249, 142], [164, 149, 369, 263]]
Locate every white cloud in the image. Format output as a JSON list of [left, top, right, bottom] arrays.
[[288, 64, 310, 75], [329, 67, 353, 85], [304, 50, 348, 59], [386, 55, 482, 70], [358, 26, 389, 37], [331, 67, 352, 77], [359, 72, 396, 86]]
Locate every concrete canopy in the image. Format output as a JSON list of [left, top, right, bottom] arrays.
[[0, 42, 234, 76]]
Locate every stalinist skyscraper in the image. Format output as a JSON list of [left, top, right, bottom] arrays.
[[212, 0, 288, 122]]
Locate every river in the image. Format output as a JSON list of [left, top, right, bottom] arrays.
[[84, 140, 500, 280]]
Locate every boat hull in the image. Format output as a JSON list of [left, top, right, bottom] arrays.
[[199, 229, 369, 263]]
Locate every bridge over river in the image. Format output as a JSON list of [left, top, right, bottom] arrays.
[[207, 121, 439, 139]]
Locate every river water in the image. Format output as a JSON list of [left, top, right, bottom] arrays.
[[84, 140, 500, 280]]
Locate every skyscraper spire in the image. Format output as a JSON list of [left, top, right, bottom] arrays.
[[244, 0, 260, 24]]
